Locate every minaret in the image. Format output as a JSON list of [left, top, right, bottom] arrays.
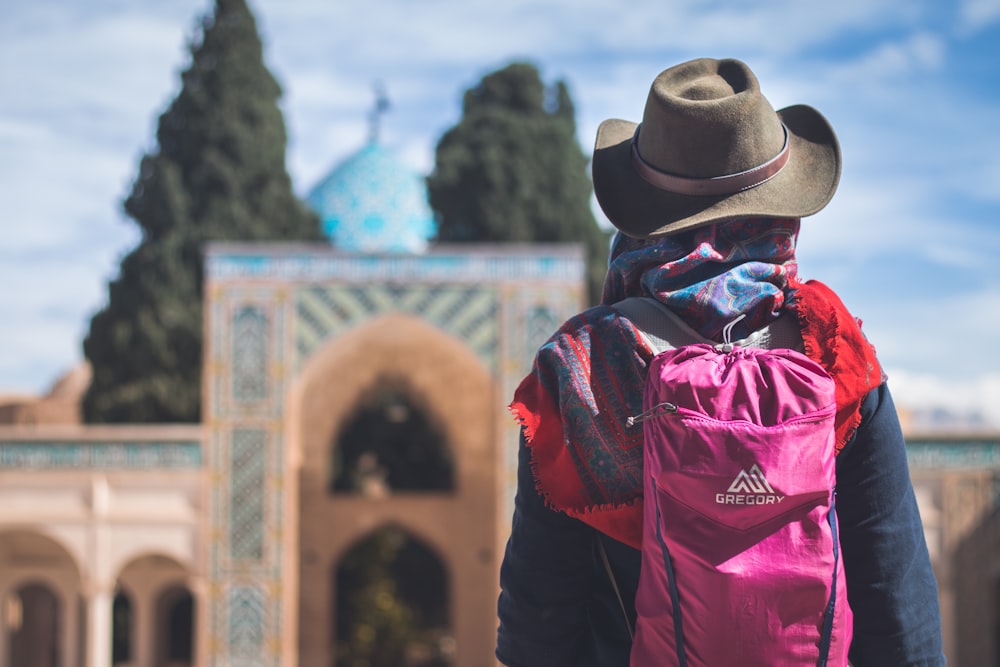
[[367, 82, 390, 144]]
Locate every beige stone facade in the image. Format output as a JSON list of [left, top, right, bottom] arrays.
[[0, 424, 205, 667]]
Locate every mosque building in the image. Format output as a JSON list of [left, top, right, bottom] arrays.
[[0, 120, 582, 667], [0, 123, 998, 666]]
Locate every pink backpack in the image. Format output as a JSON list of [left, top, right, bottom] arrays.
[[613, 297, 852, 667]]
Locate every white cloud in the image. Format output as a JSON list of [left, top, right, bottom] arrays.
[[888, 368, 1000, 428], [0, 248, 123, 394], [854, 284, 1000, 392], [848, 32, 948, 76], [958, 0, 1000, 32]]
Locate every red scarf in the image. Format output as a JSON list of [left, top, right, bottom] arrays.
[[510, 279, 883, 550]]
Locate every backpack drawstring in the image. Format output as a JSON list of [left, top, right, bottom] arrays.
[[627, 313, 749, 427], [717, 313, 748, 353]]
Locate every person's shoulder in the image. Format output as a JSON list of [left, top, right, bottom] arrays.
[[559, 304, 625, 330], [546, 304, 641, 344], [789, 279, 874, 345], [534, 304, 647, 362], [793, 279, 873, 320]]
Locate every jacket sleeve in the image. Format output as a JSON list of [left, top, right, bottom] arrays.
[[496, 432, 595, 667], [836, 383, 946, 666]]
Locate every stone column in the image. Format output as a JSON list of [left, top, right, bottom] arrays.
[[84, 581, 113, 667], [189, 575, 209, 667], [134, 584, 155, 667], [87, 474, 113, 667], [63, 589, 82, 667]]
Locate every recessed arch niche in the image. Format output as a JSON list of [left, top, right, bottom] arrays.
[[330, 372, 454, 495], [332, 523, 452, 667], [114, 552, 195, 667], [7, 581, 60, 667], [0, 530, 81, 667], [294, 312, 498, 667], [155, 584, 195, 667]]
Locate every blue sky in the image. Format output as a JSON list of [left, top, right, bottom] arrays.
[[2, 0, 999, 427]]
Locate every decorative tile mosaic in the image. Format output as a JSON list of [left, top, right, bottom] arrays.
[[907, 441, 1000, 469], [233, 306, 268, 403], [228, 583, 266, 665], [230, 429, 266, 561], [295, 284, 499, 370], [525, 304, 560, 358], [205, 246, 585, 285], [306, 142, 436, 254], [0, 441, 202, 469]]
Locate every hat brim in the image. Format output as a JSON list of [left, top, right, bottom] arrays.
[[592, 104, 841, 238]]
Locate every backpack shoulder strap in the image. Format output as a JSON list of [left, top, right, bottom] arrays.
[[612, 296, 705, 353], [613, 296, 804, 354]]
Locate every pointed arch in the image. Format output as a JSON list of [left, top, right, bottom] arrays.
[[294, 312, 494, 489], [332, 523, 452, 667], [330, 371, 454, 494]]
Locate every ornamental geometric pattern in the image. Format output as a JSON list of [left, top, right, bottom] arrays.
[[906, 441, 1000, 469], [306, 142, 436, 253], [230, 429, 266, 561], [233, 306, 268, 403], [295, 284, 498, 370], [228, 584, 266, 665], [0, 441, 202, 469], [525, 304, 560, 358]]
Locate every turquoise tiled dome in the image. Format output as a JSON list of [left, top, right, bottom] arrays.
[[306, 142, 436, 253]]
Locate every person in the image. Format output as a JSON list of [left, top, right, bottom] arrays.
[[496, 57, 945, 667]]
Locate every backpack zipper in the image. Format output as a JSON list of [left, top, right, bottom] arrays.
[[627, 402, 678, 427]]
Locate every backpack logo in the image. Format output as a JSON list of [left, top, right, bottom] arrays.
[[717, 465, 785, 505]]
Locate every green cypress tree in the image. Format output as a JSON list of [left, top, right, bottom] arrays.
[[427, 62, 611, 303], [82, 0, 321, 423]]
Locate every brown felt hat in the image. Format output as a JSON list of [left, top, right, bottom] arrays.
[[592, 58, 841, 238]]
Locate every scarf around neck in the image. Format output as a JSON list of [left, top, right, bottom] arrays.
[[510, 217, 883, 549], [602, 216, 800, 339]]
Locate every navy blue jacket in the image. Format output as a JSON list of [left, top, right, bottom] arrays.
[[497, 383, 946, 666]]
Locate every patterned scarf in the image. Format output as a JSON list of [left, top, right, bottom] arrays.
[[602, 216, 800, 338], [510, 217, 882, 550]]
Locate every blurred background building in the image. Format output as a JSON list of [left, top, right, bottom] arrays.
[[0, 138, 584, 667]]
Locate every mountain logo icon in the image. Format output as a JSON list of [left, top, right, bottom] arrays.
[[726, 464, 775, 494]]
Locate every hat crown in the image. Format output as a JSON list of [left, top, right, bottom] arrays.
[[591, 56, 841, 238], [637, 59, 786, 179]]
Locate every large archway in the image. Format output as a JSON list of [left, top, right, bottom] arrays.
[[333, 525, 451, 667], [295, 313, 498, 667]]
